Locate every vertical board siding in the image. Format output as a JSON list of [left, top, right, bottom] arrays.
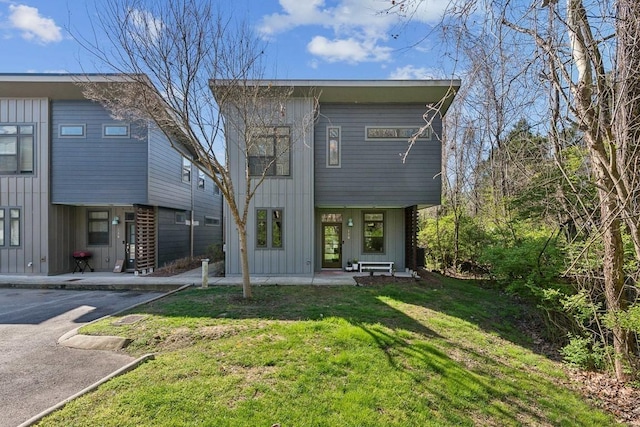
[[51, 100, 149, 204], [315, 104, 442, 207], [0, 98, 49, 274], [225, 98, 315, 276]]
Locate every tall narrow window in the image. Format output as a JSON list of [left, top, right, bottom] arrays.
[[198, 170, 205, 189], [248, 126, 290, 176], [0, 209, 5, 246], [88, 211, 109, 245], [363, 212, 384, 253], [0, 125, 34, 174], [272, 209, 283, 248], [256, 209, 268, 248], [327, 126, 341, 167], [182, 157, 191, 182], [9, 209, 20, 247]]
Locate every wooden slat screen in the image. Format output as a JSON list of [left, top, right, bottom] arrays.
[[404, 205, 418, 270], [135, 204, 156, 273]]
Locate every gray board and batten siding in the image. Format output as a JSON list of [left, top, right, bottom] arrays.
[[315, 103, 442, 208], [0, 97, 50, 274], [223, 97, 315, 276]]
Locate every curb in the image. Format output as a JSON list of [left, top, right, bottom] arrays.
[[19, 283, 193, 426], [0, 282, 191, 292], [57, 283, 193, 348], [17, 353, 156, 427]]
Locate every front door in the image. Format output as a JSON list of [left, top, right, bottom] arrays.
[[322, 223, 342, 268]]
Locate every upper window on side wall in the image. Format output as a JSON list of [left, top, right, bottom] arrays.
[[103, 124, 129, 137], [182, 157, 191, 183], [0, 124, 34, 174], [327, 126, 341, 168], [248, 126, 290, 177], [198, 170, 205, 189], [59, 124, 85, 138], [365, 126, 431, 141]]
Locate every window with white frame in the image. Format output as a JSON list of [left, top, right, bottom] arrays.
[[0, 124, 34, 174], [256, 208, 283, 249], [248, 126, 290, 176]]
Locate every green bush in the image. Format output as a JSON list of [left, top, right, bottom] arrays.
[[560, 334, 606, 370]]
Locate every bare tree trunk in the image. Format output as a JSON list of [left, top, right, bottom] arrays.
[[237, 223, 252, 299]]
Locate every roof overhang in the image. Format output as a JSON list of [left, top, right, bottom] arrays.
[[211, 79, 461, 115], [0, 73, 136, 100]]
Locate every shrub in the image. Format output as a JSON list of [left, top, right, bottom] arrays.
[[560, 334, 606, 370]]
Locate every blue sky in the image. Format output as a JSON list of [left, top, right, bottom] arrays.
[[0, 0, 454, 79]]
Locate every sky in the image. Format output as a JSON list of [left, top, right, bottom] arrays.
[[0, 0, 456, 80]]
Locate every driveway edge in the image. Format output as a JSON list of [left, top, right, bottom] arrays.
[[17, 353, 156, 427]]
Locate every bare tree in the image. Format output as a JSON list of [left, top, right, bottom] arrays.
[[73, 0, 305, 298]]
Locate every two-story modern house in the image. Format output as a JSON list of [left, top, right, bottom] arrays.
[[213, 80, 459, 277], [0, 74, 222, 275]]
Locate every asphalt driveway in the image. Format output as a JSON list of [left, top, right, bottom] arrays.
[[0, 288, 164, 427]]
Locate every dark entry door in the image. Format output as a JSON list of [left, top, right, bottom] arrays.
[[322, 223, 342, 268]]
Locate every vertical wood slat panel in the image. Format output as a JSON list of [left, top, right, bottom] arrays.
[[135, 204, 156, 273]]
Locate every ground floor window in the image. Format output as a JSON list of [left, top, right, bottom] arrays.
[[256, 208, 283, 249], [0, 208, 21, 247], [88, 211, 109, 245], [363, 212, 384, 253]]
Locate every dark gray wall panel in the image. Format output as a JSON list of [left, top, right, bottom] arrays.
[[157, 207, 191, 267], [314, 104, 442, 207], [51, 100, 149, 204], [147, 126, 191, 210]]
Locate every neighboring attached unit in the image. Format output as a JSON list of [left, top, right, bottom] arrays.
[[0, 74, 222, 275], [212, 79, 459, 276]]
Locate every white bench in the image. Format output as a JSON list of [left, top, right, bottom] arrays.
[[358, 261, 394, 274]]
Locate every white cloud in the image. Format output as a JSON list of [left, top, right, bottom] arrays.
[[259, 0, 448, 65], [128, 8, 163, 43], [308, 36, 392, 63], [8, 4, 62, 44], [389, 65, 445, 80]]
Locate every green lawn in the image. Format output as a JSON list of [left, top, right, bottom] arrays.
[[38, 276, 618, 426]]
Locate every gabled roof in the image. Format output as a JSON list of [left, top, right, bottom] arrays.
[[210, 79, 461, 114]]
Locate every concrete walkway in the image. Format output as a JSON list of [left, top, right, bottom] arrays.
[[0, 267, 408, 290]]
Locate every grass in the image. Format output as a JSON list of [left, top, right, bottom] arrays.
[[37, 276, 618, 426]]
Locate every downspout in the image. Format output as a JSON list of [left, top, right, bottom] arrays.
[[190, 163, 195, 259]]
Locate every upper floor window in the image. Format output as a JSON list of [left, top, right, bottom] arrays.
[[0, 125, 34, 174], [59, 124, 85, 138], [198, 170, 205, 190], [103, 124, 129, 137], [365, 126, 431, 141], [327, 126, 341, 168], [248, 126, 290, 176], [182, 157, 191, 183]]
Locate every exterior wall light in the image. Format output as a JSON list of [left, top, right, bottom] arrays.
[[112, 216, 120, 225], [347, 218, 353, 227]]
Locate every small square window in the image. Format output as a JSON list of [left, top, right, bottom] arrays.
[[103, 125, 129, 137], [60, 125, 85, 137], [175, 211, 187, 223]]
